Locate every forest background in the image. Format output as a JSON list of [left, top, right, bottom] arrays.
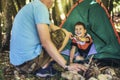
[[0, 0, 120, 80], [0, 0, 120, 52]]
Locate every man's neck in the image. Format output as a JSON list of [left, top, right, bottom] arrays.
[[40, 0, 48, 8]]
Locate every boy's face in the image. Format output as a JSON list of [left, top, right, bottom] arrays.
[[75, 25, 86, 37]]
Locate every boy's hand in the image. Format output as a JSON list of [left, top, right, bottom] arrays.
[[76, 37, 86, 42], [69, 32, 73, 39], [79, 37, 86, 42]]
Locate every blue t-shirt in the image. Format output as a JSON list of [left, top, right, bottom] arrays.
[[10, 0, 50, 65]]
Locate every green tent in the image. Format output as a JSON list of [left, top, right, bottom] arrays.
[[61, 0, 120, 59]]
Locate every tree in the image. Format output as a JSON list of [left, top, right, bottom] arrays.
[[0, 0, 2, 52], [0, 0, 119, 52], [52, 0, 73, 25], [1, 0, 26, 51], [102, 0, 114, 16], [2, 0, 13, 51]]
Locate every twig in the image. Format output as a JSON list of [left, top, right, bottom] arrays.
[[83, 55, 94, 76]]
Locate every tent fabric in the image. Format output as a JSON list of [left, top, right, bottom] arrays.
[[61, 0, 120, 59], [95, 0, 120, 43]]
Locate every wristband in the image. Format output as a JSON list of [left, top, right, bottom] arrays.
[[64, 65, 69, 71]]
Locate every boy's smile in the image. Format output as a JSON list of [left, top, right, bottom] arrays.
[[75, 25, 86, 37]]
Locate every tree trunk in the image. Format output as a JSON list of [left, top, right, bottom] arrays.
[[14, 0, 26, 10], [0, 0, 2, 52], [11, 0, 18, 17], [102, 0, 114, 14], [102, 0, 109, 9], [52, 0, 74, 26], [2, 0, 13, 51], [0, 15, 2, 52], [108, 0, 114, 14], [73, 0, 78, 4]]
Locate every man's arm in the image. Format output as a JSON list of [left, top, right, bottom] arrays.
[[37, 23, 87, 71], [37, 23, 66, 68]]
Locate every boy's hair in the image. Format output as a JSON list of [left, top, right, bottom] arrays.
[[74, 21, 86, 29]]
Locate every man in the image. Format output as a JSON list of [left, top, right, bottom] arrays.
[[10, 0, 86, 77]]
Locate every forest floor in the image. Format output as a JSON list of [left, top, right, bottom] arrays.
[[0, 51, 63, 80], [0, 51, 120, 80]]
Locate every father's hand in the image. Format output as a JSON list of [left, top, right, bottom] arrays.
[[67, 63, 87, 71]]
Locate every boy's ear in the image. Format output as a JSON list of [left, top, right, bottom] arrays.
[[85, 29, 87, 33]]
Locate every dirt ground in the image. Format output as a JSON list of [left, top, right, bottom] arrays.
[[0, 51, 120, 80], [0, 51, 62, 80]]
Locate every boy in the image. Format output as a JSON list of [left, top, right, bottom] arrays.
[[61, 21, 97, 64]]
